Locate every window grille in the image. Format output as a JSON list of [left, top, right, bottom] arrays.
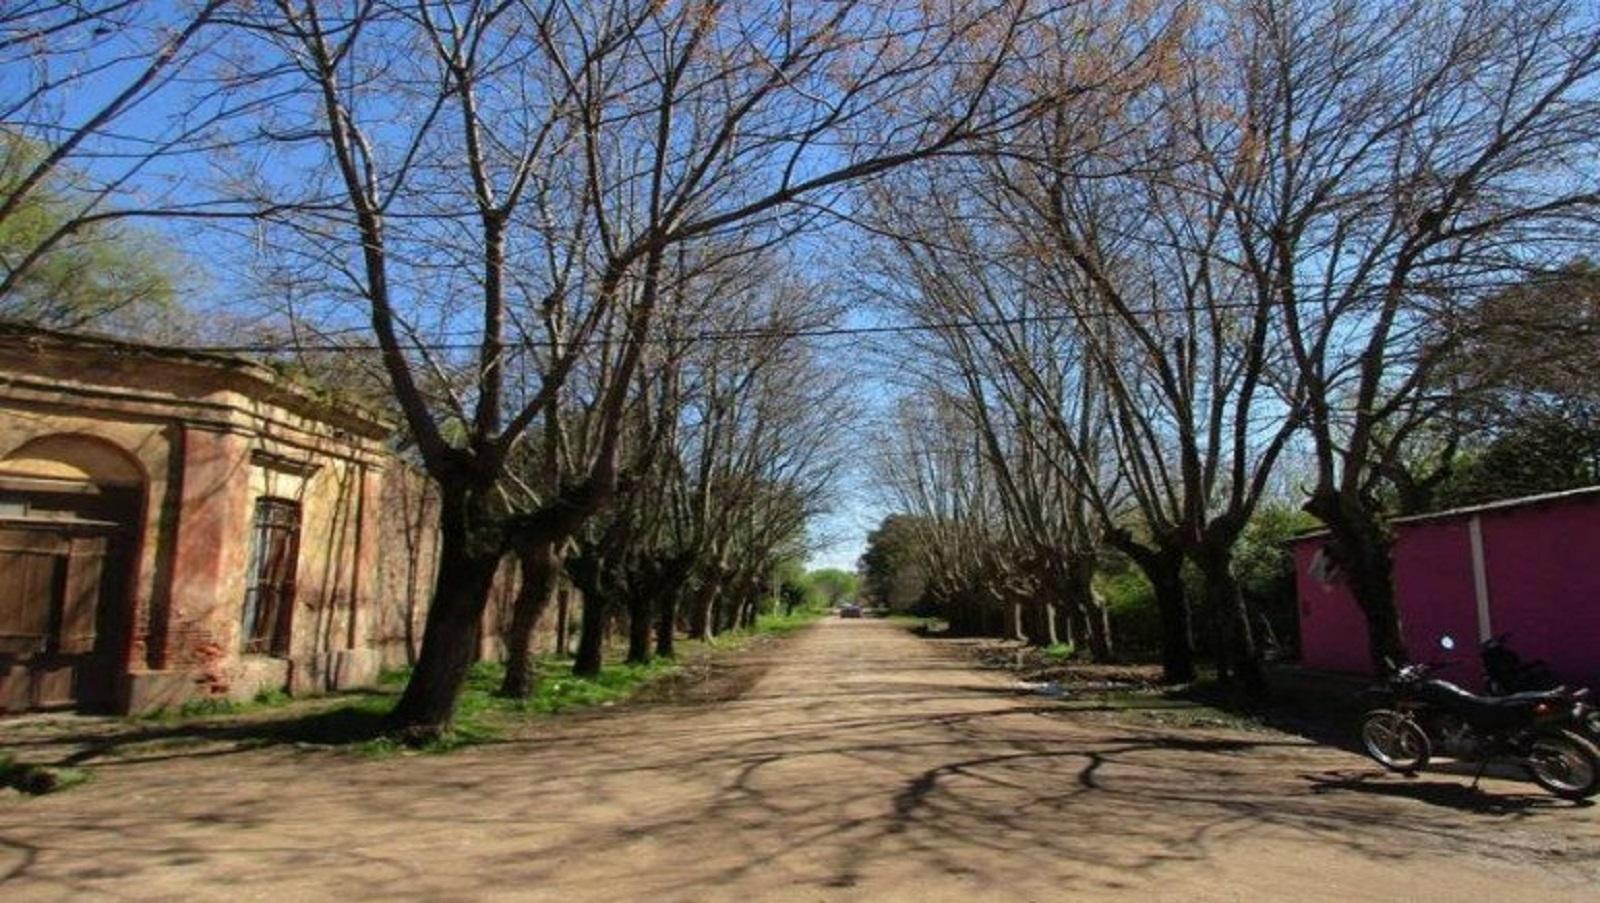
[[241, 497, 300, 655]]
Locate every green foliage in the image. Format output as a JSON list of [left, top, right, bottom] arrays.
[[769, 557, 813, 614], [252, 688, 293, 708], [858, 514, 929, 610], [1434, 412, 1600, 509], [1043, 642, 1075, 662], [1097, 566, 1161, 657], [0, 132, 179, 330], [1404, 262, 1600, 513], [778, 579, 809, 614], [802, 567, 859, 607], [1093, 505, 1312, 661], [1232, 504, 1317, 657]]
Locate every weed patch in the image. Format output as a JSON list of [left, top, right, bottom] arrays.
[[1043, 642, 1076, 662], [340, 655, 686, 755], [1, 754, 91, 796]]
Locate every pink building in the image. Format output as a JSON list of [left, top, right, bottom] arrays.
[[1294, 487, 1600, 691]]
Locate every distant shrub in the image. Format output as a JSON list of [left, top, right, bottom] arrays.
[[1098, 567, 1162, 658]]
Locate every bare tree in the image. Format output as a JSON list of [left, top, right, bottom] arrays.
[[862, 202, 1120, 657], [0, 2, 239, 324], [223, 0, 1055, 734], [1191, 0, 1600, 668]]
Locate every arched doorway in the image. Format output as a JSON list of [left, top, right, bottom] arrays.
[[0, 434, 144, 712]]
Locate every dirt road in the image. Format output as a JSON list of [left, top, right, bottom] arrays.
[[3, 619, 1597, 901]]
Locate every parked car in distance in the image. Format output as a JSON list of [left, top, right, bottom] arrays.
[[839, 603, 863, 619]]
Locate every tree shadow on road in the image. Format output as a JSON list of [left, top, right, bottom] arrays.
[[5, 624, 1597, 899], [0, 699, 395, 771], [1304, 769, 1594, 814]]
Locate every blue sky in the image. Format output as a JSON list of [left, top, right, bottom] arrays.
[[3, 2, 922, 578]]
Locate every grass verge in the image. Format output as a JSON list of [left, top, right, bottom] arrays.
[[138, 687, 296, 722], [357, 655, 685, 755], [63, 608, 830, 763]]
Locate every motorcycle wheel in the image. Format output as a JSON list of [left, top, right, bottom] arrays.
[[1360, 709, 1430, 774], [1526, 730, 1600, 800]]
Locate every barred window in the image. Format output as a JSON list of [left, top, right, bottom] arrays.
[[241, 497, 300, 655]]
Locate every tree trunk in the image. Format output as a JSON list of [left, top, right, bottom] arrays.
[[497, 540, 562, 698], [1093, 602, 1113, 663], [1021, 601, 1053, 646], [1061, 556, 1113, 662], [1133, 547, 1194, 684], [1195, 544, 1265, 695], [554, 586, 571, 656], [1308, 495, 1408, 671], [627, 590, 652, 665], [1057, 603, 1078, 648], [716, 589, 738, 634], [690, 581, 721, 641], [573, 591, 609, 678], [655, 591, 679, 658], [385, 490, 504, 739]]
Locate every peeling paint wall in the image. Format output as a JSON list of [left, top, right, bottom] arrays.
[[0, 330, 471, 713]]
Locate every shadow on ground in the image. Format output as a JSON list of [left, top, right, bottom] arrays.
[[3, 621, 1596, 900]]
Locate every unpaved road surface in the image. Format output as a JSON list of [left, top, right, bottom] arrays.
[[3, 619, 1598, 901]]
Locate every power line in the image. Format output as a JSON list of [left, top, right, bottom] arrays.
[[169, 276, 1572, 356]]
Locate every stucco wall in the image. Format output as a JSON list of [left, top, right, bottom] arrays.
[[0, 409, 173, 675], [1, 330, 408, 711], [370, 465, 440, 671]]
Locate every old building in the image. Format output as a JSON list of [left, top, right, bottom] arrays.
[[0, 323, 446, 714]]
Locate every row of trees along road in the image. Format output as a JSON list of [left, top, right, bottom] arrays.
[[0, 0, 1073, 737], [4, 1, 1600, 727], [858, 0, 1600, 688]]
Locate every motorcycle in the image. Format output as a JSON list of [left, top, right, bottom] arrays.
[[1480, 633, 1600, 742], [1358, 635, 1600, 800]]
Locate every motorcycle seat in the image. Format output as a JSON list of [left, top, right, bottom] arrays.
[[1501, 686, 1569, 702], [1418, 679, 1562, 726]]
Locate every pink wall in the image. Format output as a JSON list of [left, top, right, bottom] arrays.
[[1478, 498, 1600, 691], [1295, 492, 1600, 691], [1391, 520, 1484, 687], [1294, 542, 1370, 674]]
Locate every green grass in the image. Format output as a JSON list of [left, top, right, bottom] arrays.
[[700, 606, 826, 648], [136, 686, 299, 722], [408, 607, 824, 749], [351, 654, 687, 755], [1042, 642, 1076, 662], [751, 607, 826, 635], [102, 608, 821, 758]]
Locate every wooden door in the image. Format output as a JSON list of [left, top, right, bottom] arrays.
[[0, 524, 127, 712]]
